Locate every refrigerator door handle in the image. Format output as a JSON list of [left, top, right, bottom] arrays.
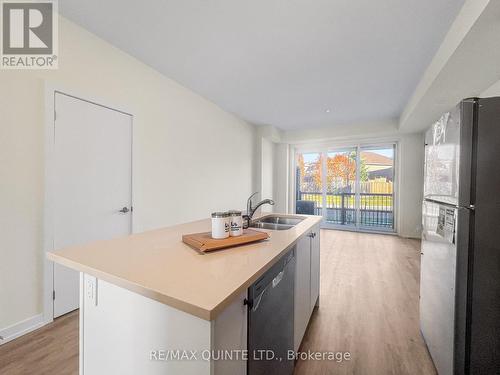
[[458, 205, 475, 211]]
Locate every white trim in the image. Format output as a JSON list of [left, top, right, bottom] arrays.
[[293, 135, 402, 153], [355, 145, 361, 227], [45, 81, 135, 116], [0, 314, 46, 346], [395, 141, 401, 235], [320, 150, 327, 226], [79, 273, 85, 375], [43, 83, 55, 324], [43, 81, 134, 326], [288, 145, 296, 214]]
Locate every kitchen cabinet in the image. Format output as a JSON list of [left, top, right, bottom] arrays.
[[294, 224, 321, 352], [294, 234, 311, 351], [50, 213, 322, 375]]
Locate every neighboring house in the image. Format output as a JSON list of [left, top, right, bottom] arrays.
[[361, 151, 393, 181]]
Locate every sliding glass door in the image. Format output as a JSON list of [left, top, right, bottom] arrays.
[[295, 144, 396, 232], [295, 152, 323, 216], [358, 145, 395, 230], [324, 148, 357, 227]]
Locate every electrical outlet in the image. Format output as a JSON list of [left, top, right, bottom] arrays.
[[85, 276, 97, 306]]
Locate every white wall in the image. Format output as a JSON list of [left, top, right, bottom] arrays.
[[282, 120, 400, 143], [260, 138, 275, 213], [273, 143, 289, 214], [397, 133, 425, 238], [255, 136, 289, 216], [481, 79, 500, 96], [0, 17, 257, 333]]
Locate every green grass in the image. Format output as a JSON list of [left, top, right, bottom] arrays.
[[301, 194, 393, 208]]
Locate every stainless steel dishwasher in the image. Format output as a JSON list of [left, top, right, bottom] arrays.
[[247, 246, 295, 375]]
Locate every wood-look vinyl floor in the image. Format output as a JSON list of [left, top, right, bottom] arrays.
[[294, 230, 436, 375], [0, 230, 436, 375], [0, 310, 78, 375]]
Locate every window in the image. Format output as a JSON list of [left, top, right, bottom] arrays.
[[295, 143, 396, 232]]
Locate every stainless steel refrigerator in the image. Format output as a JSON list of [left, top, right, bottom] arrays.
[[420, 97, 500, 375]]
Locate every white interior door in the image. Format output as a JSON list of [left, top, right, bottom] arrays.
[[53, 93, 132, 318]]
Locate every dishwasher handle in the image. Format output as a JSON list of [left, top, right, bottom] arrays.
[[248, 266, 288, 312], [251, 286, 268, 312], [272, 271, 284, 288], [246, 249, 295, 313]]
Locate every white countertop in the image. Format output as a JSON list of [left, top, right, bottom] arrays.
[[47, 213, 321, 320]]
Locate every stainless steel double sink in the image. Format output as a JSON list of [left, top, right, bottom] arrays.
[[249, 215, 305, 231]]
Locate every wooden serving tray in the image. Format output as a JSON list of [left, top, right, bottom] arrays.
[[182, 229, 270, 252]]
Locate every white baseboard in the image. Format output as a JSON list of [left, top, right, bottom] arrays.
[[0, 314, 47, 346], [399, 232, 422, 240]]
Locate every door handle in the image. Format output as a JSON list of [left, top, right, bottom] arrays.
[[119, 206, 130, 213]]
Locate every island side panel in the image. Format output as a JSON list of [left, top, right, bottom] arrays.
[[211, 290, 248, 375], [79, 273, 85, 375], [80, 273, 212, 375]]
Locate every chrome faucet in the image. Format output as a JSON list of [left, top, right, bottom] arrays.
[[243, 192, 275, 228]]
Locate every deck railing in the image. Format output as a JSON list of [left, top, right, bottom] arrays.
[[297, 191, 393, 229]]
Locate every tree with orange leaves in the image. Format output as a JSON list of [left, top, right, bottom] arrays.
[[297, 154, 305, 178], [313, 153, 357, 191], [329, 154, 356, 186]]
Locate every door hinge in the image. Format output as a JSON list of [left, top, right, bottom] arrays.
[[54, 111, 57, 121], [52, 290, 55, 300]]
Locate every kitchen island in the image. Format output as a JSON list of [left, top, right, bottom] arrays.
[[47, 214, 321, 375]]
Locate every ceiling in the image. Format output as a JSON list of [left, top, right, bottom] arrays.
[[60, 0, 465, 131]]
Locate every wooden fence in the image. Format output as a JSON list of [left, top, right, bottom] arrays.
[[360, 178, 393, 194]]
